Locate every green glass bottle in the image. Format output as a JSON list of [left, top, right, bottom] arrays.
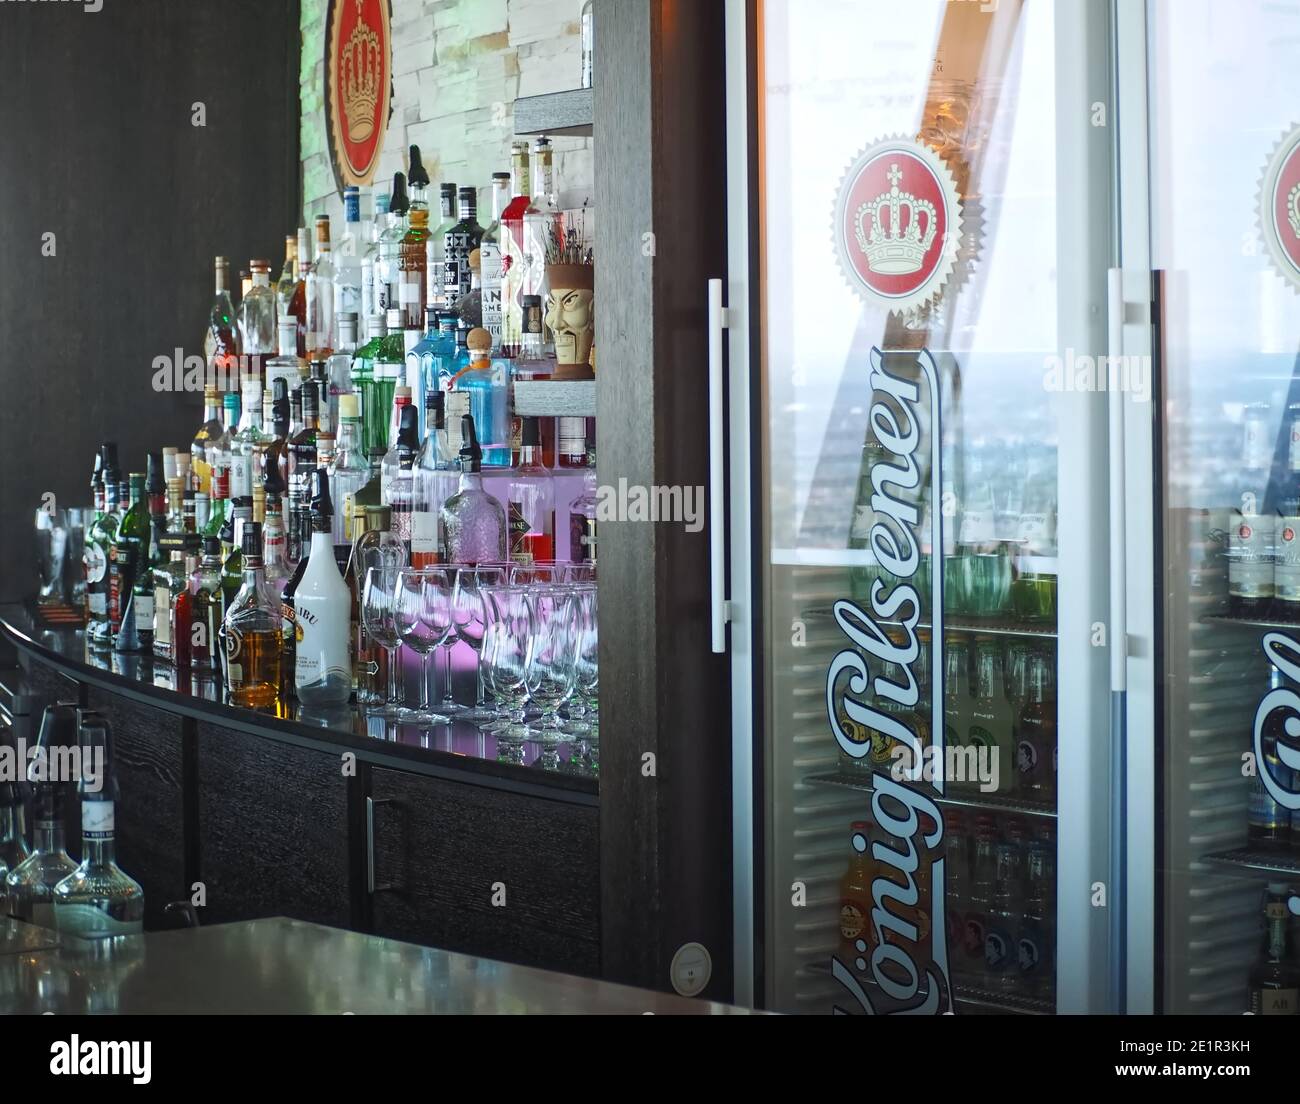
[[108, 473, 149, 650], [369, 307, 407, 455]]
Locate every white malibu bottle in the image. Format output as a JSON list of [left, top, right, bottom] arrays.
[[295, 468, 352, 706]]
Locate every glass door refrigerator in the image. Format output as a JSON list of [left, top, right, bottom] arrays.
[[1117, 0, 1300, 1015], [722, 0, 1120, 1014]]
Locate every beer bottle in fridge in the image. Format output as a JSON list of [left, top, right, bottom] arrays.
[[1229, 401, 1275, 618], [965, 815, 998, 989], [944, 633, 972, 792], [838, 822, 876, 968], [969, 636, 1015, 797], [984, 838, 1025, 995], [1251, 668, 1293, 850], [945, 811, 972, 983], [1019, 840, 1054, 1002], [1015, 648, 1056, 805], [1249, 883, 1300, 1014]]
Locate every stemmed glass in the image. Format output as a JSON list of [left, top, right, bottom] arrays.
[[361, 566, 404, 716], [510, 562, 563, 588], [573, 587, 599, 756], [426, 567, 464, 716], [482, 584, 535, 742], [562, 585, 597, 735], [526, 587, 579, 743], [451, 565, 506, 722], [394, 568, 451, 724]]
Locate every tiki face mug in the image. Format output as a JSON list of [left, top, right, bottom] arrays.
[[544, 263, 594, 379]]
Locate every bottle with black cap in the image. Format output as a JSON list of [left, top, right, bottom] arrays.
[[221, 520, 282, 710], [294, 469, 352, 706], [85, 442, 121, 645], [401, 145, 431, 326], [440, 414, 507, 564], [381, 405, 422, 549], [428, 182, 459, 312], [377, 170, 409, 315], [190, 535, 226, 673], [52, 709, 144, 939], [444, 185, 485, 308], [4, 703, 79, 928]]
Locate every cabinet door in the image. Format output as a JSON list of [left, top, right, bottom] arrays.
[[196, 722, 351, 928], [85, 689, 187, 930], [369, 767, 600, 976]]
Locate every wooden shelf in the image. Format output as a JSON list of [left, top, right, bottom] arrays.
[[513, 88, 593, 137], [513, 379, 595, 417]]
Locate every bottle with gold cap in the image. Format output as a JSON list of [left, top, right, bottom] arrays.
[[348, 504, 406, 702], [446, 327, 511, 468]]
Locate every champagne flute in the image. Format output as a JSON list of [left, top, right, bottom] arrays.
[[361, 566, 404, 715], [526, 586, 579, 743], [482, 584, 535, 742]]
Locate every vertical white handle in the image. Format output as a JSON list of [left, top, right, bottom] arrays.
[[708, 278, 729, 654], [1107, 268, 1127, 692]]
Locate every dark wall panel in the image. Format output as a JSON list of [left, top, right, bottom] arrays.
[[0, 0, 301, 602]]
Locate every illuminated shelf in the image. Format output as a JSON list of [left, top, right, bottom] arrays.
[[805, 770, 1057, 819], [1203, 848, 1300, 877], [801, 608, 1057, 640], [1203, 613, 1300, 632]]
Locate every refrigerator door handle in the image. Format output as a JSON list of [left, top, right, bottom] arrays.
[[708, 277, 731, 654]]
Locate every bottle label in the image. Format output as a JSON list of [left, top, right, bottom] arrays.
[[1229, 515, 1274, 598], [411, 511, 439, 556], [959, 508, 994, 545], [230, 454, 253, 499], [1018, 511, 1053, 549], [481, 240, 503, 343], [154, 584, 172, 645], [984, 925, 1015, 975], [1253, 987, 1298, 1014], [558, 417, 586, 456], [1251, 752, 1290, 828], [81, 800, 114, 838], [1017, 932, 1043, 976], [840, 902, 867, 941], [134, 593, 154, 631], [89, 590, 107, 616], [1277, 518, 1300, 601], [446, 391, 471, 454], [508, 501, 532, 562], [295, 597, 350, 689], [570, 511, 596, 563], [84, 544, 108, 585]]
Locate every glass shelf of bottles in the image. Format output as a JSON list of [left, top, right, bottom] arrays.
[[805, 770, 1057, 819], [802, 608, 1057, 640], [1202, 848, 1300, 877], [1203, 613, 1300, 632]]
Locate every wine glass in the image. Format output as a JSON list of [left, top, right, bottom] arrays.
[[563, 563, 596, 585], [394, 568, 451, 724], [452, 564, 506, 722], [424, 566, 464, 717], [526, 587, 579, 743], [510, 562, 563, 588], [573, 587, 599, 761], [481, 584, 535, 742], [361, 566, 404, 716], [562, 585, 597, 736]]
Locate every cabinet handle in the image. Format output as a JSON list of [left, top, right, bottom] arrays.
[[366, 796, 396, 895], [708, 278, 731, 654]]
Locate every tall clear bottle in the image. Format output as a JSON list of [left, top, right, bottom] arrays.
[[306, 215, 336, 359], [522, 137, 561, 324], [331, 394, 370, 546], [53, 710, 145, 940], [361, 190, 387, 322], [500, 141, 532, 353], [413, 390, 459, 568], [190, 386, 225, 495], [377, 171, 409, 315], [508, 417, 555, 564], [480, 171, 511, 351], [567, 428, 598, 565], [238, 259, 277, 371], [276, 234, 298, 323], [85, 443, 122, 645], [400, 145, 431, 326], [204, 255, 240, 388], [265, 316, 307, 407], [381, 405, 421, 550], [295, 469, 352, 706], [230, 375, 265, 505], [4, 703, 79, 928], [335, 186, 364, 324], [427, 183, 458, 312]]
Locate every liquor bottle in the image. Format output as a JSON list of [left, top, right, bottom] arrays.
[[5, 703, 79, 928], [413, 390, 458, 568], [1014, 649, 1056, 804], [189, 536, 225, 673], [238, 259, 277, 369], [370, 307, 406, 453], [276, 233, 298, 320], [444, 186, 484, 310], [388, 385, 414, 454], [984, 839, 1024, 994], [480, 171, 511, 350], [1231, 402, 1275, 618], [221, 497, 254, 616], [838, 823, 877, 966], [1251, 667, 1294, 849], [230, 375, 265, 504], [441, 415, 507, 564], [191, 386, 224, 495], [327, 311, 359, 435], [568, 428, 598, 565], [85, 442, 121, 644], [457, 248, 484, 331], [265, 318, 306, 410], [108, 472, 149, 648], [152, 534, 199, 664], [145, 451, 167, 563], [1019, 840, 1054, 1001], [362, 190, 387, 321], [262, 465, 291, 594], [295, 469, 352, 707], [1249, 883, 1300, 1013], [447, 328, 510, 468], [400, 145, 431, 327], [508, 417, 555, 564], [427, 183, 458, 312], [943, 634, 972, 791], [221, 521, 283, 710], [331, 394, 369, 546], [557, 417, 589, 470], [288, 382, 321, 564], [307, 215, 336, 359], [164, 475, 184, 535], [311, 360, 336, 469], [377, 171, 409, 315], [382, 405, 421, 549], [406, 305, 441, 418], [969, 636, 1015, 797], [201, 393, 239, 542], [501, 141, 532, 352], [522, 137, 561, 326], [335, 186, 365, 324], [292, 226, 312, 358], [351, 312, 385, 437], [52, 710, 145, 940], [429, 312, 460, 392], [203, 256, 240, 388], [240, 267, 252, 301]]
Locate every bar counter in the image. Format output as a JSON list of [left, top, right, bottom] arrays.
[[0, 605, 603, 979], [0, 917, 745, 1015]]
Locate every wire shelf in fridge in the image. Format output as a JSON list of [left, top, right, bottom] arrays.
[[805, 770, 1057, 818]]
